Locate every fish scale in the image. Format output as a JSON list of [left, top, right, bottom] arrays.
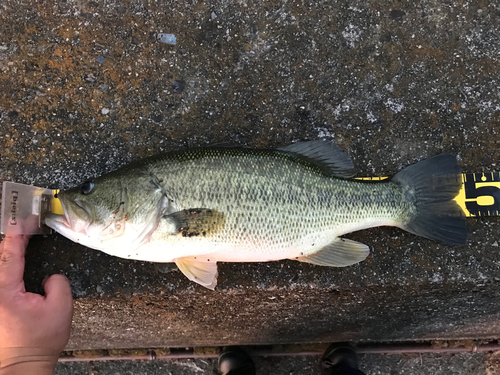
[[145, 149, 407, 260]]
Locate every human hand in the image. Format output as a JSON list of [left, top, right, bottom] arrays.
[[0, 235, 73, 374]]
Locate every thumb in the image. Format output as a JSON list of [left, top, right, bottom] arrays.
[[43, 274, 73, 313]]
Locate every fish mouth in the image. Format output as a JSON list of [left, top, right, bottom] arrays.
[[44, 196, 103, 249], [67, 199, 93, 230], [45, 195, 92, 234]]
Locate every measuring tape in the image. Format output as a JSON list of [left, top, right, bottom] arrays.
[[456, 172, 500, 217], [51, 173, 500, 218], [1, 171, 498, 235], [356, 172, 500, 217], [52, 190, 63, 215], [51, 173, 499, 218]]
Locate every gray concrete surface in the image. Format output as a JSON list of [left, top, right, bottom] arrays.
[[1, 0, 500, 350], [55, 351, 492, 375]]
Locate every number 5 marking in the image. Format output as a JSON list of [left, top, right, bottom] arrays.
[[463, 172, 500, 216]]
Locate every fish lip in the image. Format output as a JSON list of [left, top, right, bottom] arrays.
[[70, 198, 93, 230], [57, 195, 92, 232], [61, 205, 72, 229], [44, 198, 71, 228]]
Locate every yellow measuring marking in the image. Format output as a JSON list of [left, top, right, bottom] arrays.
[[354, 176, 389, 181], [459, 172, 500, 217], [50, 174, 499, 217], [355, 172, 500, 217], [52, 190, 64, 215]]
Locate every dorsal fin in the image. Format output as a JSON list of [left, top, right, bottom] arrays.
[[278, 140, 356, 178]]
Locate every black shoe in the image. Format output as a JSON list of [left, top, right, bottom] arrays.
[[218, 347, 256, 375], [321, 343, 361, 374]]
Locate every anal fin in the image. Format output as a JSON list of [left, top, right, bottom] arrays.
[[175, 256, 218, 290], [297, 238, 370, 267]]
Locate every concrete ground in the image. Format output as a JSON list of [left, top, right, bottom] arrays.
[[1, 0, 500, 370], [55, 351, 494, 375]]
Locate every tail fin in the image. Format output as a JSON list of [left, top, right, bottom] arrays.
[[393, 154, 468, 245]]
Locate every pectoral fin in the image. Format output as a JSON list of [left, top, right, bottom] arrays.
[[297, 238, 370, 267], [175, 256, 218, 289], [164, 208, 226, 238]]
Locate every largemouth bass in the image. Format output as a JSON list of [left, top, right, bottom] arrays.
[[45, 141, 468, 289]]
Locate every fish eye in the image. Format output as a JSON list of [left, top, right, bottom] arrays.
[[81, 181, 95, 195]]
